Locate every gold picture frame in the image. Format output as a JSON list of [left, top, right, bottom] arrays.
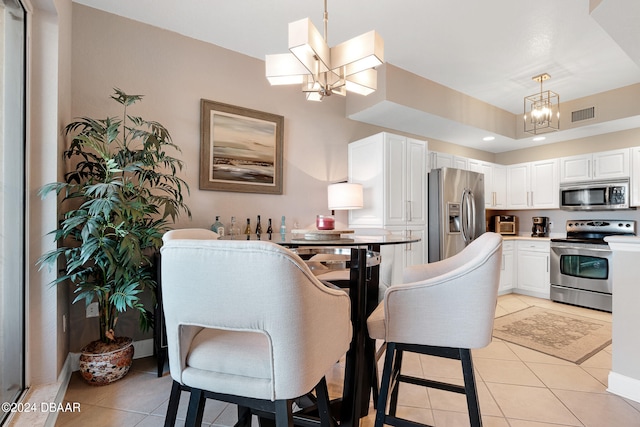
[[199, 99, 284, 194]]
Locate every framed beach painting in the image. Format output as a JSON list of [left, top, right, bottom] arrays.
[[199, 100, 284, 194]]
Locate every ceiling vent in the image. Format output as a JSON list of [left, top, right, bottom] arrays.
[[571, 106, 595, 122]]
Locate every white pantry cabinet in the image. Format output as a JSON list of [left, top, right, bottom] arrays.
[[348, 133, 428, 271], [560, 149, 630, 183], [515, 240, 550, 299]]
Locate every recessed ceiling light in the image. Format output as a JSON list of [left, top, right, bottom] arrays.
[[533, 136, 546, 141], [482, 136, 495, 141]]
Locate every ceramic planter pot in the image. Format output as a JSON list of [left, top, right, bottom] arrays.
[[79, 337, 134, 386]]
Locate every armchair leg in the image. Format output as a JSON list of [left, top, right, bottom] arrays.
[[374, 343, 397, 427], [164, 380, 182, 427], [237, 405, 252, 427], [315, 377, 335, 427], [460, 349, 482, 427], [274, 399, 293, 427], [388, 348, 404, 417], [185, 388, 206, 427]]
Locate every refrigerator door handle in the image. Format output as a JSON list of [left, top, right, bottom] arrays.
[[461, 189, 471, 243], [469, 190, 477, 240]]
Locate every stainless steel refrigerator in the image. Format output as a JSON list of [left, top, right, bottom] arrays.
[[428, 167, 485, 262]]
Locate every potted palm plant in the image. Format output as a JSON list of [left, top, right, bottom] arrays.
[[38, 88, 190, 385]]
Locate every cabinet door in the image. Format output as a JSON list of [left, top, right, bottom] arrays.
[[593, 149, 629, 180], [560, 154, 592, 182], [406, 139, 427, 224], [384, 134, 408, 225], [516, 242, 550, 298], [632, 147, 640, 206], [453, 156, 468, 170], [499, 243, 514, 293], [430, 152, 453, 170], [506, 163, 530, 209], [404, 227, 426, 267], [349, 135, 385, 226], [469, 160, 493, 208], [530, 159, 559, 208], [492, 165, 507, 209]]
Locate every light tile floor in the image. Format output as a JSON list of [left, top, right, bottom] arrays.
[[55, 294, 640, 427]]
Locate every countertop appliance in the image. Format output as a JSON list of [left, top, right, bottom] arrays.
[[428, 168, 485, 262], [531, 216, 549, 237], [550, 219, 636, 312], [560, 178, 632, 210], [491, 215, 518, 235]]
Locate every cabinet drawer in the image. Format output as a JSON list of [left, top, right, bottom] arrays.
[[517, 240, 549, 252], [502, 241, 514, 251]]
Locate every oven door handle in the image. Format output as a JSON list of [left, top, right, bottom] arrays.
[[551, 244, 611, 253]]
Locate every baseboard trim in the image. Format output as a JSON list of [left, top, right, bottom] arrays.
[[608, 371, 640, 403], [133, 338, 154, 359], [6, 354, 73, 427]]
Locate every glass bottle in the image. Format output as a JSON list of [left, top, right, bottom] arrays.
[[280, 216, 286, 236], [255, 215, 262, 234], [229, 216, 237, 237], [266, 218, 273, 234], [244, 218, 252, 236], [212, 216, 225, 236]]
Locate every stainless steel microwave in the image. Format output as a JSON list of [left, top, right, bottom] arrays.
[[560, 179, 632, 210]]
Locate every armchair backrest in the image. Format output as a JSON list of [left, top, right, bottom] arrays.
[[160, 238, 352, 399], [384, 232, 503, 349]]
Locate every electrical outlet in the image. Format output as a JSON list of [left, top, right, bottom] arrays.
[[86, 302, 99, 318]]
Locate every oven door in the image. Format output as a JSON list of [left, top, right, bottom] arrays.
[[550, 242, 612, 293]]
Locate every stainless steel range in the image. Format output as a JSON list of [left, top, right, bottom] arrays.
[[550, 220, 636, 312]]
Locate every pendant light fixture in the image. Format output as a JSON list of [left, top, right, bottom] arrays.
[[265, 0, 384, 101], [524, 73, 560, 135]]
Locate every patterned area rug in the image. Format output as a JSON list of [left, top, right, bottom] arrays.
[[493, 306, 611, 364]]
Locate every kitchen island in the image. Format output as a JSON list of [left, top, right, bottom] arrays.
[[603, 236, 640, 404]]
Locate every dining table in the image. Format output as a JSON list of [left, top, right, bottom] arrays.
[[223, 231, 421, 427]]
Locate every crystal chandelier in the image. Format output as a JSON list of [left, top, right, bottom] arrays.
[[265, 0, 384, 101], [524, 73, 560, 135]]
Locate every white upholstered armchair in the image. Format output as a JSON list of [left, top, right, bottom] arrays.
[[367, 232, 503, 427], [160, 235, 352, 426]]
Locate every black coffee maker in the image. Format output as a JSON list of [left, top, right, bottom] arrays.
[[531, 216, 549, 237]]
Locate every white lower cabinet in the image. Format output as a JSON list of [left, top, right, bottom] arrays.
[[515, 240, 550, 299], [498, 241, 515, 294]]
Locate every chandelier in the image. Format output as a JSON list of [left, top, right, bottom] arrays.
[[524, 73, 560, 135], [265, 0, 384, 101]]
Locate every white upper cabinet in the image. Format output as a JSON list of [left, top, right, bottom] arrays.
[[560, 149, 630, 183], [530, 159, 560, 208], [468, 160, 507, 209], [348, 133, 427, 227], [429, 152, 468, 171], [507, 159, 559, 209], [632, 147, 640, 206]]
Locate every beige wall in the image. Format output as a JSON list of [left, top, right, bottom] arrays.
[[497, 127, 640, 165], [67, 4, 395, 350]]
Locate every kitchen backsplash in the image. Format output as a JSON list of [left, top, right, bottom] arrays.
[[487, 208, 640, 236]]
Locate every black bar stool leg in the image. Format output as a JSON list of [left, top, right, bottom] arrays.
[[185, 388, 206, 427], [164, 380, 182, 427], [460, 349, 482, 427], [388, 348, 404, 417]]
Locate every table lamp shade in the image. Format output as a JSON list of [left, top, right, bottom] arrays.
[[328, 183, 364, 211]]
